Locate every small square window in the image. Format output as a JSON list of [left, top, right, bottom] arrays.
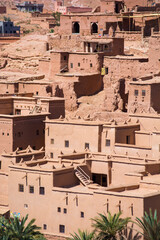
[[85, 143, 89, 149], [29, 186, 34, 194], [24, 204, 28, 209], [126, 135, 130, 144], [65, 140, 69, 148], [2, 132, 4, 136], [64, 56, 67, 60], [36, 130, 39, 135], [19, 184, 24, 192], [80, 212, 84, 218], [50, 152, 54, 158], [59, 225, 65, 233], [134, 90, 138, 96], [43, 224, 47, 230], [51, 139, 54, 144], [39, 187, 45, 195], [78, 62, 80, 67], [7, 133, 9, 136], [57, 207, 61, 212], [106, 139, 110, 146], [63, 208, 67, 214], [36, 91, 39, 95], [16, 109, 21, 115], [90, 63, 92, 68], [70, 63, 73, 68], [142, 90, 146, 96]]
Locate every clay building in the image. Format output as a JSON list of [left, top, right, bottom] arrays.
[[53, 0, 92, 14], [58, 0, 160, 39], [0, 95, 65, 154], [39, 37, 124, 110], [31, 12, 57, 29], [59, 13, 119, 36], [16, 1, 44, 12], [8, 155, 160, 237], [128, 77, 160, 114], [100, 0, 124, 13], [44, 118, 140, 159], [0, 72, 53, 97], [0, 113, 48, 154], [0, 77, 160, 237], [124, 0, 153, 10], [2, 112, 160, 237], [0, 21, 20, 37], [58, 0, 124, 37], [1, 0, 160, 237], [53, 1, 67, 14], [67, 6, 92, 13], [83, 38, 124, 55]]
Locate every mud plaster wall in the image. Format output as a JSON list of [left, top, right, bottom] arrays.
[[48, 35, 83, 52], [74, 74, 103, 98]]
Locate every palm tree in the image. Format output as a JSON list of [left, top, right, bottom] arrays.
[[136, 209, 160, 240], [2, 214, 43, 240], [0, 216, 10, 240], [68, 229, 95, 240], [92, 211, 131, 240]]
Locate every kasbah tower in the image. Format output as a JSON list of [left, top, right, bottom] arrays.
[[1, 0, 160, 239]]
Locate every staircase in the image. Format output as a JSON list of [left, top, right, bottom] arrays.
[[75, 166, 93, 186], [60, 65, 68, 73]]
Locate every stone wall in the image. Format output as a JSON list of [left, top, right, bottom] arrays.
[[48, 34, 83, 52], [115, 31, 142, 41]]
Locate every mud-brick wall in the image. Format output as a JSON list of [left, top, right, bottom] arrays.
[[47, 34, 83, 52], [74, 74, 103, 98]]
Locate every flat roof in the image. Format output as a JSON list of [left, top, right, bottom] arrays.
[[104, 55, 148, 60], [61, 12, 119, 16], [0, 112, 50, 119], [115, 143, 152, 150], [52, 184, 160, 198], [141, 174, 160, 185], [130, 78, 160, 85], [129, 113, 160, 118], [0, 96, 64, 101], [45, 118, 105, 126], [103, 123, 140, 128], [84, 39, 113, 44], [56, 72, 99, 77], [2, 146, 44, 157], [0, 71, 45, 82]]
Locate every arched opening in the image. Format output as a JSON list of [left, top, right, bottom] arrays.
[[108, 26, 115, 37], [91, 22, 98, 34], [72, 22, 80, 34]]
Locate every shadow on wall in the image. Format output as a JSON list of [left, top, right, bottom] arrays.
[[119, 79, 128, 112], [55, 85, 64, 97], [74, 74, 104, 98], [46, 85, 53, 95]]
